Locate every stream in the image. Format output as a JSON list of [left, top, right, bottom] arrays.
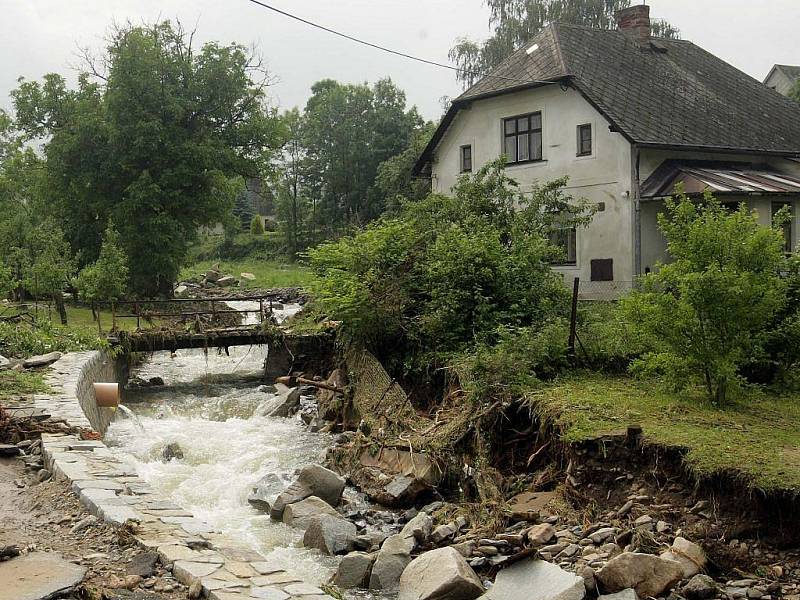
[[104, 301, 368, 593]]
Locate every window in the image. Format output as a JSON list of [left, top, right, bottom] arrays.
[[772, 201, 793, 253], [460, 145, 472, 173], [502, 112, 542, 164], [577, 124, 592, 156], [550, 226, 577, 265]]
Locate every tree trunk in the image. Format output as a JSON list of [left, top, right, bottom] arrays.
[[53, 293, 67, 325]]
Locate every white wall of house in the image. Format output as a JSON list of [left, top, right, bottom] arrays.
[[431, 85, 634, 286], [764, 68, 796, 97]]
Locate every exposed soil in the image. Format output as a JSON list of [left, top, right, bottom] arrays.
[[0, 454, 187, 600]]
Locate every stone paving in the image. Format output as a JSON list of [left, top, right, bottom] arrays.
[[39, 351, 331, 600]]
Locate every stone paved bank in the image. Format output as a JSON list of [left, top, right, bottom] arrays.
[[42, 351, 331, 600]]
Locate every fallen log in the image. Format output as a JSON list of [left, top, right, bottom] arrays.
[[274, 375, 344, 394]]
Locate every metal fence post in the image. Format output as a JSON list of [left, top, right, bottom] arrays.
[[568, 277, 580, 360]]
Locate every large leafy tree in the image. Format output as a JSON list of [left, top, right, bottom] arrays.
[[12, 21, 283, 295], [622, 191, 788, 404], [302, 78, 424, 233], [450, 0, 680, 88]]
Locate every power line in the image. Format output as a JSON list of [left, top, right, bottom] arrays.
[[243, 0, 555, 87]]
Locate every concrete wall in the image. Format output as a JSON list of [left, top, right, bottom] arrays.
[[431, 85, 635, 285], [44, 351, 127, 434]]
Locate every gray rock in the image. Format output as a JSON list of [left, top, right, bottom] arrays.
[[22, 352, 62, 369], [174, 285, 189, 297], [216, 275, 238, 287], [399, 547, 484, 600], [270, 464, 345, 520], [126, 552, 159, 578], [248, 473, 283, 512], [247, 488, 272, 513], [527, 523, 556, 546], [660, 537, 707, 578], [431, 522, 458, 545], [162, 442, 184, 462], [0, 552, 87, 600], [264, 386, 302, 418], [0, 354, 9, 369], [282, 496, 341, 529], [379, 475, 427, 506], [684, 574, 718, 600], [599, 590, 639, 600], [400, 511, 432, 544], [370, 533, 415, 591], [302, 515, 357, 555], [333, 551, 375, 589], [69, 515, 97, 534], [478, 559, 585, 600], [597, 552, 684, 598]]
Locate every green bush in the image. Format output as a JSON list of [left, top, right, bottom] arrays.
[[0, 320, 107, 358], [307, 159, 595, 377], [250, 215, 265, 235], [622, 190, 787, 403]]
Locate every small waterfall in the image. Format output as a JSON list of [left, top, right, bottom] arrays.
[[117, 404, 146, 431]]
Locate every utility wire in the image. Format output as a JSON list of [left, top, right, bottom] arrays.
[[243, 0, 556, 87]]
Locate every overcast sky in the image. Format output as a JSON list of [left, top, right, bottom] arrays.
[[1, 1, 798, 121]]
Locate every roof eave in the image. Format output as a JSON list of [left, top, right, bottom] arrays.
[[635, 141, 800, 158]]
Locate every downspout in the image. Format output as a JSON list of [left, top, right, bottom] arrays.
[[631, 144, 642, 279]]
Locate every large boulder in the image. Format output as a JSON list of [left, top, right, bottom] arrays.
[[333, 551, 376, 589], [369, 533, 416, 591], [399, 547, 484, 600], [282, 496, 341, 529], [478, 559, 585, 600], [247, 473, 283, 513], [302, 515, 357, 555], [270, 464, 345, 520], [597, 553, 684, 599], [683, 574, 717, 600], [660, 537, 707, 578]]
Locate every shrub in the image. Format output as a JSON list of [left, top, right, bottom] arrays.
[[622, 190, 787, 403], [0, 319, 107, 358], [250, 215, 265, 235], [307, 159, 595, 377]]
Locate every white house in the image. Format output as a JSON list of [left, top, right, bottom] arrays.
[[414, 5, 800, 294], [764, 64, 800, 97]]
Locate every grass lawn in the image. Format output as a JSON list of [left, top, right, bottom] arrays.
[[0, 370, 47, 400], [531, 373, 800, 493], [64, 305, 140, 333], [180, 259, 314, 289]]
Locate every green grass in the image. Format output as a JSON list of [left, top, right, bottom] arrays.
[[180, 259, 314, 289], [0, 370, 48, 400], [531, 373, 800, 493]]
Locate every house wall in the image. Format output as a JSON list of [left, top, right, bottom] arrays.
[[639, 150, 800, 270], [431, 86, 634, 286], [764, 69, 795, 97]]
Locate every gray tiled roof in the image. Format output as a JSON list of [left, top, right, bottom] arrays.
[[415, 24, 800, 174]]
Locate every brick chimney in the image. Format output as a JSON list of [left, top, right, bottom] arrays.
[[616, 4, 650, 46]]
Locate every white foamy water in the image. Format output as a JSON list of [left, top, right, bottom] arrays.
[[105, 302, 341, 586]]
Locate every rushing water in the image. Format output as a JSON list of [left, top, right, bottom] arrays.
[[105, 302, 341, 586]]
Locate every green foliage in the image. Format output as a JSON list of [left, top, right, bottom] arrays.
[[308, 159, 594, 376], [22, 219, 75, 299], [302, 78, 426, 231], [449, 0, 679, 88], [0, 319, 107, 358], [250, 215, 265, 235], [455, 320, 571, 401], [75, 222, 128, 304], [622, 190, 788, 403], [12, 20, 284, 296]]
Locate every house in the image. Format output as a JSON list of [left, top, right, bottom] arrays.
[[764, 64, 800, 97], [414, 5, 800, 294]]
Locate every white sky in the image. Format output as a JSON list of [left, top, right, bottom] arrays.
[[0, 1, 798, 121]]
